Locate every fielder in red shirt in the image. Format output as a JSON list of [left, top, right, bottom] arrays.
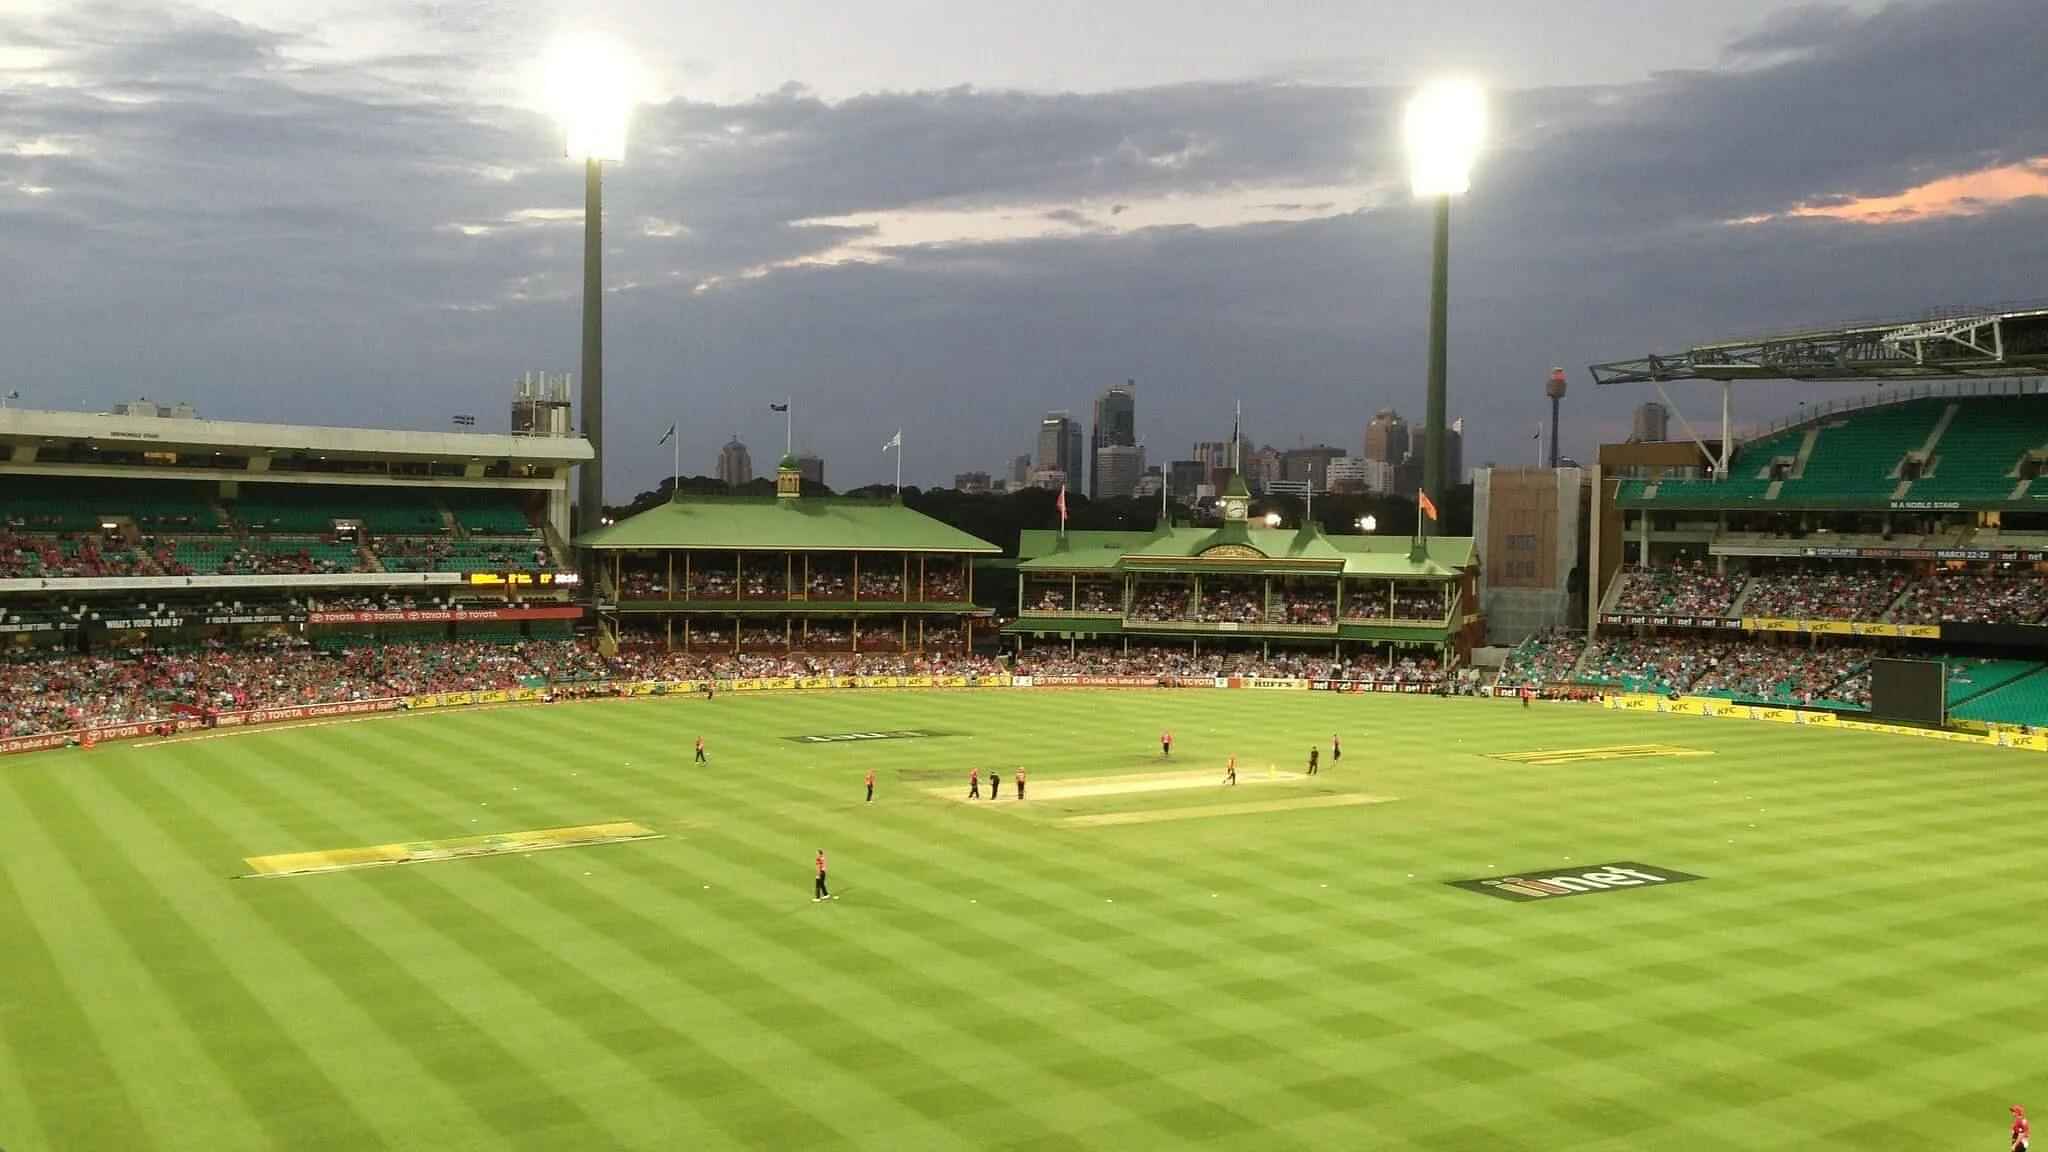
[[1015, 766, 1025, 800], [814, 849, 831, 901], [2014, 1105, 2030, 1152], [967, 767, 980, 799], [694, 736, 706, 763], [1160, 729, 1172, 757], [864, 768, 875, 803]]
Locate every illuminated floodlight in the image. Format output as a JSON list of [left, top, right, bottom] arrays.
[[1264, 512, 1283, 527], [1358, 515, 1377, 533], [1403, 79, 1486, 198], [543, 32, 637, 162]]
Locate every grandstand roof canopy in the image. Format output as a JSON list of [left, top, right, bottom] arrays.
[[0, 407, 593, 464], [1589, 303, 2048, 386], [1016, 527, 1474, 577], [577, 497, 1000, 553]]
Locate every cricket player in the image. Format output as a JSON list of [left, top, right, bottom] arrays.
[[1015, 767, 1026, 800], [1331, 735, 1341, 764], [990, 770, 1002, 800], [1223, 755, 1237, 786], [968, 767, 980, 799], [814, 849, 831, 901], [1161, 729, 1172, 757], [694, 736, 707, 763], [2014, 1105, 2030, 1152], [1307, 747, 1319, 776], [864, 767, 875, 803]]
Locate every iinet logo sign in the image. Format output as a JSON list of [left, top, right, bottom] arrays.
[[1450, 861, 1704, 902]]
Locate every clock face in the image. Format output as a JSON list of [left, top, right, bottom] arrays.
[[1200, 544, 1265, 560]]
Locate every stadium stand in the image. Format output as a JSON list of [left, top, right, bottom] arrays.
[[1616, 392, 2048, 509], [1612, 562, 1744, 617], [1742, 562, 1910, 621]]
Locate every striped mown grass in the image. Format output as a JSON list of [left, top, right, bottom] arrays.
[[0, 690, 2043, 1150]]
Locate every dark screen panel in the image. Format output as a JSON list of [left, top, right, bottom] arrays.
[[1871, 657, 1946, 726]]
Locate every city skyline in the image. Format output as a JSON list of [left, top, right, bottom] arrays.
[[5, 2, 2045, 493]]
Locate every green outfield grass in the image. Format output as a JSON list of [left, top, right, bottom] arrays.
[[1, 690, 2043, 1151]]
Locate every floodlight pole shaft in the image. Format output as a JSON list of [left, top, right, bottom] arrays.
[[1422, 194, 1450, 533], [578, 157, 605, 542]]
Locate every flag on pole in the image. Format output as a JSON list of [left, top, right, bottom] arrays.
[[769, 403, 789, 413], [1056, 483, 1068, 527], [883, 430, 901, 451], [658, 423, 676, 446], [1417, 488, 1438, 522]]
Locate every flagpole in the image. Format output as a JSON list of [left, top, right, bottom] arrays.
[[673, 421, 680, 496], [895, 432, 903, 499], [785, 397, 793, 458]]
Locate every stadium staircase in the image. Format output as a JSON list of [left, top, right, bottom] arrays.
[[1726, 575, 1760, 618]]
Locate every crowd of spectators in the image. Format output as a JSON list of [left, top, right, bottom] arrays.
[[923, 565, 966, 600], [856, 569, 904, 599], [1267, 582, 1335, 626], [1496, 631, 1584, 689], [1193, 580, 1263, 624], [371, 536, 450, 572], [808, 566, 851, 599], [1129, 582, 1192, 621], [1342, 583, 1391, 620], [1581, 636, 1737, 695], [621, 570, 664, 599], [1391, 585, 1446, 620], [0, 639, 1015, 738], [1892, 567, 2048, 625], [1011, 644, 1448, 685], [1614, 561, 1744, 617], [689, 570, 736, 600], [1691, 641, 1870, 705], [0, 532, 193, 578], [1578, 634, 1869, 705], [742, 563, 786, 599], [1744, 563, 1910, 621]]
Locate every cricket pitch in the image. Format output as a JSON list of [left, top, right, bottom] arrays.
[[932, 767, 1306, 804]]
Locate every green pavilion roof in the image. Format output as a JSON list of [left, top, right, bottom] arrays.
[[578, 497, 1001, 554], [1015, 527, 1475, 577]]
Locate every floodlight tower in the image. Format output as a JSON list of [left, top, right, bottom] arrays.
[[1403, 79, 1486, 516], [1545, 367, 1568, 468], [545, 34, 636, 540]]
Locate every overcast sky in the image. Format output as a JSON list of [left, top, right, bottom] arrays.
[[5, 0, 2047, 494]]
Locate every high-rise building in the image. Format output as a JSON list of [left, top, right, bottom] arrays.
[[1404, 418, 1465, 485], [1365, 409, 1408, 465], [1168, 459, 1207, 501], [1133, 468, 1165, 501], [794, 453, 824, 487], [1090, 380, 1138, 499], [717, 438, 753, 487], [1325, 457, 1370, 493], [1245, 446, 1284, 494], [1631, 401, 1670, 443], [954, 471, 992, 493], [1039, 411, 1082, 479], [1093, 444, 1145, 500], [1280, 445, 1347, 492], [1009, 454, 1033, 487], [1029, 466, 1068, 491]]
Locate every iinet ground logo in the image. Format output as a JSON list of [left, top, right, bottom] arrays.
[[1450, 861, 1704, 902]]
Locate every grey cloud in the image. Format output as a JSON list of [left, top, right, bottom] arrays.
[[2, 0, 2045, 491]]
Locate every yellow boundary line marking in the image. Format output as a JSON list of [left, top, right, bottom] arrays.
[[1062, 793, 1396, 827], [243, 821, 661, 878], [1490, 743, 1712, 766]]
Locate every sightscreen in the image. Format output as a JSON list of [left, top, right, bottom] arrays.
[[1870, 657, 1946, 727]]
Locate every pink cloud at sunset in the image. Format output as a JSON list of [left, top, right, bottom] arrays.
[[1735, 157, 2048, 225]]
